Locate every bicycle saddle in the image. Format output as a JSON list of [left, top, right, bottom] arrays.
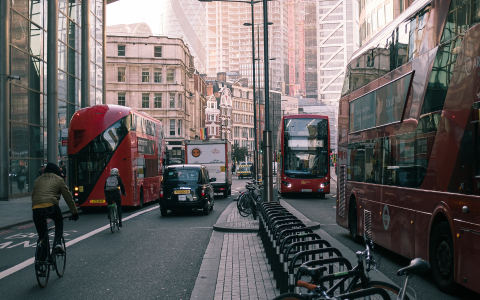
[[397, 258, 430, 276], [298, 265, 327, 277]]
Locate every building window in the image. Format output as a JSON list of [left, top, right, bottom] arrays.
[[118, 67, 126, 82], [169, 93, 175, 108], [167, 69, 174, 83], [178, 120, 182, 136], [142, 68, 149, 82], [154, 68, 162, 83], [142, 93, 149, 108], [118, 45, 125, 56], [178, 94, 182, 109], [118, 93, 126, 106], [154, 93, 162, 108], [170, 119, 175, 136], [154, 46, 162, 57]]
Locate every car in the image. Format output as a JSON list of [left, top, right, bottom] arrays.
[[237, 165, 252, 179], [159, 164, 216, 216]]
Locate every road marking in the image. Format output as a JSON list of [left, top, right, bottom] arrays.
[[0, 206, 158, 280], [333, 206, 336, 209]]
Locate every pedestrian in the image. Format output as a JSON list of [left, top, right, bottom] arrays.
[[17, 168, 27, 193], [37, 165, 45, 178], [232, 163, 236, 175], [32, 163, 79, 257], [250, 164, 255, 179], [59, 167, 66, 182], [104, 168, 126, 227]]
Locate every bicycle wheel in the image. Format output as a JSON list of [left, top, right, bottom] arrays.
[[54, 237, 66, 277], [237, 194, 252, 217], [271, 292, 307, 300], [109, 205, 116, 233], [351, 280, 409, 300], [35, 240, 50, 288]]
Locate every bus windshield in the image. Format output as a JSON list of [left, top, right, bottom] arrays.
[[70, 116, 130, 186], [283, 118, 329, 179]]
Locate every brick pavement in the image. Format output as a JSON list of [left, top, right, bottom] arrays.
[[191, 201, 280, 300], [215, 233, 278, 300]]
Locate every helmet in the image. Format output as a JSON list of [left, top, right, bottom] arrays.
[[110, 168, 119, 176]]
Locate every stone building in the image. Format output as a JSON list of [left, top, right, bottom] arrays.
[[106, 23, 195, 162]]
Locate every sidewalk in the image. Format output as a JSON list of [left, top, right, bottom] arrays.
[[0, 195, 72, 230], [191, 201, 320, 300], [191, 198, 396, 300]]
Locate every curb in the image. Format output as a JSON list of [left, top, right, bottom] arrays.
[[212, 201, 321, 232], [0, 208, 73, 231]]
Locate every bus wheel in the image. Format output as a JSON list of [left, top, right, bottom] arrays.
[[223, 188, 228, 198], [318, 193, 325, 199], [228, 185, 232, 195], [430, 222, 455, 293], [349, 199, 362, 243], [139, 189, 144, 209]]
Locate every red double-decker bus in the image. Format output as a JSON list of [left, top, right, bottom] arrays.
[[68, 105, 165, 208], [276, 115, 331, 198], [337, 0, 480, 293]]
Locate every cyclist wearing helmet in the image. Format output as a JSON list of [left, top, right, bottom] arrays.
[[104, 168, 126, 227]]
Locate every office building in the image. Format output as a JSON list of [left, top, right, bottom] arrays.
[[161, 0, 207, 74], [0, 0, 111, 200], [205, 1, 288, 93]]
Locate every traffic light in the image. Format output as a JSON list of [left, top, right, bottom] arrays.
[[260, 141, 263, 154]]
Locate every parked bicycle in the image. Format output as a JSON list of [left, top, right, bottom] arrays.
[[273, 239, 430, 300], [34, 215, 73, 288], [237, 180, 262, 219], [108, 201, 120, 233]]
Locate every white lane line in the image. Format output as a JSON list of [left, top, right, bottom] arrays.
[[0, 206, 158, 280], [333, 206, 336, 209]]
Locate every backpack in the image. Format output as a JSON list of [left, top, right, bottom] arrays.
[[105, 176, 119, 192]]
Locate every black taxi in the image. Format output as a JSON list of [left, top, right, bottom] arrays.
[[159, 165, 216, 216]]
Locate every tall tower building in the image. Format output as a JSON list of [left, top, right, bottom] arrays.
[[205, 1, 288, 92], [161, 0, 207, 73]]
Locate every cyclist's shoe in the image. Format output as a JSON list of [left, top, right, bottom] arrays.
[[119, 221, 122, 228], [55, 243, 65, 254]]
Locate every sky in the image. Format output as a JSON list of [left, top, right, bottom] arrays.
[[106, 0, 163, 34]]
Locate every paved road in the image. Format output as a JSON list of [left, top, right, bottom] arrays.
[[0, 193, 232, 299], [282, 178, 479, 300]]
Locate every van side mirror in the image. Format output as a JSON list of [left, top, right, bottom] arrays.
[[209, 178, 216, 182]]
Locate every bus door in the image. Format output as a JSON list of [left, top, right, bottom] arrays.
[[455, 109, 480, 289]]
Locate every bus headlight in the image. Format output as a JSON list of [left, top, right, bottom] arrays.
[[320, 184, 325, 188], [281, 181, 291, 188]]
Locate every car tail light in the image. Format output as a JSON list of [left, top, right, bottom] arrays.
[[74, 193, 79, 196], [219, 188, 225, 191], [160, 189, 163, 199], [201, 188, 205, 197]]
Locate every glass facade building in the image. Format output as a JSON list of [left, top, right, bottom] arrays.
[[161, 0, 206, 74], [1, 0, 107, 199]]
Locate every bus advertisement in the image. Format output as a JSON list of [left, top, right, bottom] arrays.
[[276, 115, 330, 198], [337, 0, 480, 293], [68, 105, 166, 208]]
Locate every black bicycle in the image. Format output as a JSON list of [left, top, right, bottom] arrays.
[[273, 239, 430, 300], [34, 216, 72, 288], [108, 202, 120, 233]]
